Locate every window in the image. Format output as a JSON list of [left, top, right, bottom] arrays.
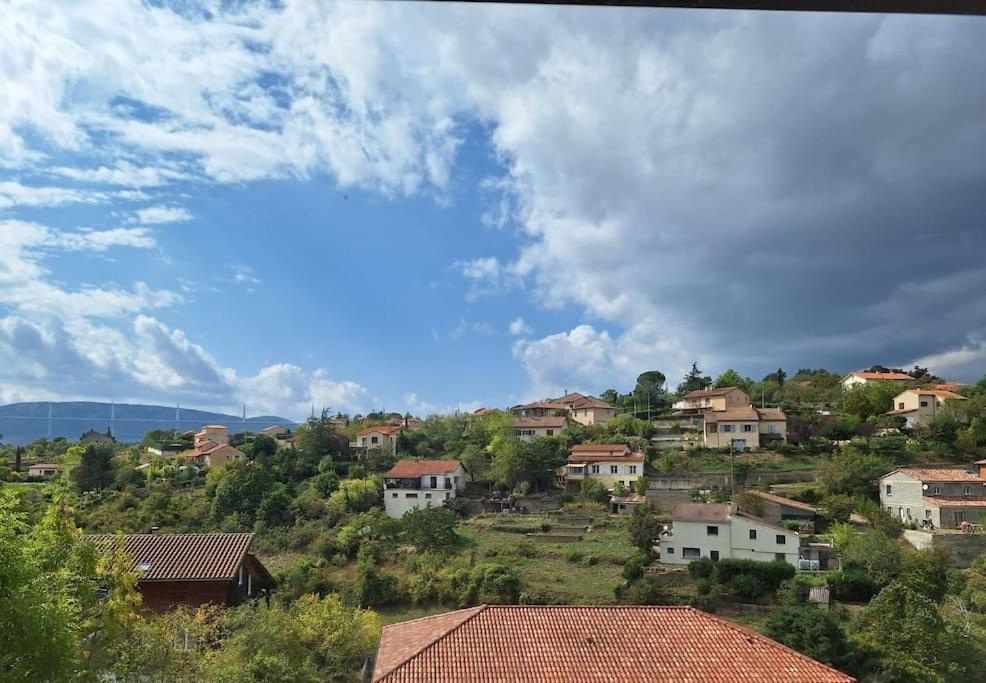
[[749, 529, 757, 540], [546, 429, 554, 436], [430, 476, 437, 488], [666, 547, 674, 554], [391, 492, 398, 498], [710, 550, 720, 561], [371, 436, 379, 444], [965, 487, 972, 495], [920, 401, 929, 407], [925, 509, 932, 519], [767, 423, 777, 433], [722, 424, 734, 433], [610, 465, 618, 474], [708, 423, 718, 433], [775, 535, 786, 544], [682, 547, 700, 559], [742, 424, 754, 433], [425, 493, 432, 498], [706, 525, 719, 536], [591, 465, 600, 474], [445, 478, 452, 489], [629, 465, 637, 474], [898, 402, 905, 410], [933, 486, 942, 494], [406, 493, 418, 498], [885, 484, 892, 496]]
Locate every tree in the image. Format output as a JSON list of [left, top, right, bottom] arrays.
[[819, 447, 890, 498], [210, 462, 273, 526], [631, 371, 669, 419], [467, 563, 521, 604], [295, 412, 347, 478], [258, 482, 294, 527], [632, 476, 648, 495], [459, 444, 491, 484], [627, 504, 663, 551], [677, 362, 712, 394], [764, 603, 853, 670], [352, 544, 392, 608], [401, 505, 460, 551], [579, 478, 609, 503], [73, 442, 116, 493], [714, 369, 751, 394], [763, 368, 787, 387]]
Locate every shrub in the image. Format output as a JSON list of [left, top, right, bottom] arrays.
[[728, 573, 765, 599], [623, 576, 668, 605], [826, 570, 878, 603], [565, 549, 584, 563], [713, 559, 795, 593], [688, 557, 716, 580], [467, 563, 521, 605]]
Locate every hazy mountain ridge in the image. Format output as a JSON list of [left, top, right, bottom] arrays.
[[0, 401, 298, 445]]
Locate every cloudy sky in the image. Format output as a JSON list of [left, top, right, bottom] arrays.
[[1, 1, 985, 419]]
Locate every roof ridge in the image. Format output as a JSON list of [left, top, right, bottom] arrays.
[[692, 607, 853, 680], [377, 605, 489, 682]]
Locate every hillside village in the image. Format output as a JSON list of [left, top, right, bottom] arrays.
[[4, 363, 986, 682]]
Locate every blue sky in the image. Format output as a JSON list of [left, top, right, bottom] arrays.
[[1, 2, 985, 419]]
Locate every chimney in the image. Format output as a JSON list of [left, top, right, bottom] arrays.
[[979, 463, 986, 480], [149, 526, 160, 534]]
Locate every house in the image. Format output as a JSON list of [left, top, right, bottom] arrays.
[[260, 424, 289, 437], [659, 503, 800, 566], [703, 407, 787, 449], [674, 386, 751, 415], [351, 425, 403, 456], [88, 532, 273, 612], [194, 424, 230, 449], [887, 388, 967, 428], [27, 463, 59, 478], [513, 415, 567, 440], [146, 443, 182, 457], [936, 382, 968, 392], [471, 407, 500, 418], [610, 493, 646, 514], [383, 459, 466, 518], [185, 441, 246, 469], [744, 490, 819, 527], [840, 371, 913, 389], [80, 428, 115, 445], [514, 392, 617, 426], [879, 467, 986, 528], [372, 605, 854, 682], [563, 443, 645, 489]]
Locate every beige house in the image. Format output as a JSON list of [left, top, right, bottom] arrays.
[[27, 463, 60, 478], [185, 441, 246, 469], [703, 407, 787, 449], [563, 443, 645, 489], [513, 416, 567, 440], [260, 424, 289, 437], [194, 425, 230, 449], [351, 425, 403, 456], [674, 387, 751, 415], [514, 392, 617, 426], [840, 371, 913, 389], [880, 466, 986, 529], [887, 388, 967, 428]]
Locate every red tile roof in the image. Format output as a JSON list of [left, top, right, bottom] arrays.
[[888, 467, 985, 483], [514, 416, 567, 429], [672, 502, 733, 522], [571, 443, 630, 453], [844, 371, 913, 381], [373, 605, 854, 682], [923, 497, 986, 508], [358, 425, 404, 437], [386, 460, 463, 478], [568, 451, 645, 464], [896, 388, 967, 400], [683, 386, 747, 400], [88, 533, 265, 582], [749, 490, 818, 513]]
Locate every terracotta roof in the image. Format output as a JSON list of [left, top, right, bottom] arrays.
[[514, 416, 567, 429], [568, 396, 616, 410], [200, 424, 228, 430], [571, 443, 630, 454], [748, 490, 818, 513], [28, 463, 59, 470], [936, 382, 968, 391], [683, 386, 745, 400], [373, 605, 853, 682], [672, 502, 733, 522], [887, 467, 985, 483], [517, 401, 569, 411], [894, 388, 967, 400], [87, 533, 261, 582], [386, 460, 463, 478], [568, 451, 645, 465], [471, 408, 499, 417], [260, 425, 287, 433], [843, 371, 913, 381], [358, 425, 403, 437], [922, 497, 986, 508], [552, 392, 589, 404], [704, 407, 786, 422]]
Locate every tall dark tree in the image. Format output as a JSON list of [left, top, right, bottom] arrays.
[[72, 443, 116, 493], [295, 410, 348, 477], [764, 368, 787, 387], [677, 362, 712, 394], [632, 371, 669, 419]]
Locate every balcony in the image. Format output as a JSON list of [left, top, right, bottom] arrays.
[[385, 478, 453, 491]]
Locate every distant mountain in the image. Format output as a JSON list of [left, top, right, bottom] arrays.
[[0, 401, 298, 446]]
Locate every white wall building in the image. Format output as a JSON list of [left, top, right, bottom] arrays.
[[879, 466, 986, 529], [513, 416, 567, 440], [840, 371, 913, 389], [383, 460, 467, 519], [659, 503, 799, 566]]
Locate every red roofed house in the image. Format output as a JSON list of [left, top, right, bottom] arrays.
[[372, 605, 854, 682], [352, 424, 403, 457], [194, 424, 230, 448], [673, 386, 751, 415], [89, 532, 273, 612], [513, 392, 617, 426], [384, 459, 466, 518], [887, 388, 967, 428], [185, 440, 246, 469], [840, 370, 913, 389], [703, 406, 787, 449], [563, 443, 644, 490], [513, 415, 567, 440], [880, 467, 986, 529]]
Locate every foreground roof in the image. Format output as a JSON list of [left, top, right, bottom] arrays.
[[373, 605, 854, 682], [88, 533, 259, 582], [386, 459, 462, 478]]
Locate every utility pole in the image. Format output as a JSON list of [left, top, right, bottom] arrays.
[[730, 444, 736, 497]]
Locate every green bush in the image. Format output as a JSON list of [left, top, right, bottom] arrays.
[[688, 557, 716, 579], [712, 559, 795, 593], [826, 570, 877, 602], [467, 563, 522, 604], [564, 549, 584, 563], [728, 573, 765, 599]]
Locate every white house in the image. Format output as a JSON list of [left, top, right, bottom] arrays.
[[27, 463, 60, 478], [659, 503, 799, 566], [879, 466, 986, 529], [840, 371, 913, 389], [887, 388, 967, 428], [383, 459, 467, 519], [562, 444, 644, 490]]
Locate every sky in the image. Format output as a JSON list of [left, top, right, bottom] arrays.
[[1, 1, 985, 420]]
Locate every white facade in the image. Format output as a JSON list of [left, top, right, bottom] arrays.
[[384, 463, 467, 519], [659, 506, 799, 567], [879, 468, 986, 529]]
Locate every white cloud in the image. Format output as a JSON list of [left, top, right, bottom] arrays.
[[132, 205, 193, 224], [50, 162, 190, 188], [508, 317, 532, 336], [456, 256, 522, 301], [513, 321, 691, 398], [56, 227, 157, 251], [404, 391, 483, 417], [910, 335, 986, 383], [0, 181, 105, 209]]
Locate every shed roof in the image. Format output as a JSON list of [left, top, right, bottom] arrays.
[[88, 532, 264, 582], [386, 460, 463, 478]]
